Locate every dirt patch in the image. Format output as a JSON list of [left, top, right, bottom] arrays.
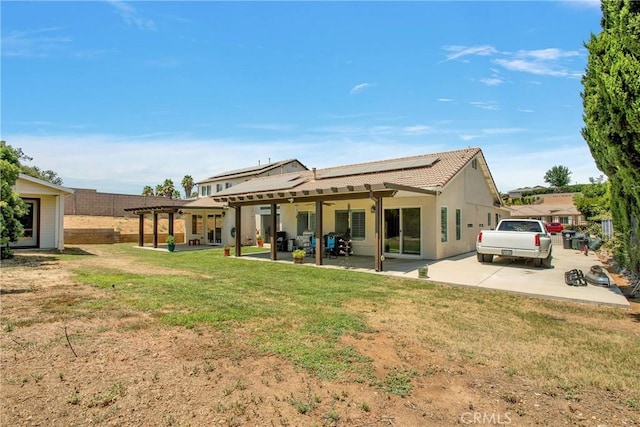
[[1, 248, 638, 426]]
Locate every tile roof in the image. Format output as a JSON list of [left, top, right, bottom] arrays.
[[213, 147, 499, 202]]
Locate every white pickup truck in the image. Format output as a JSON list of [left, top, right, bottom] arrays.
[[476, 219, 553, 268]]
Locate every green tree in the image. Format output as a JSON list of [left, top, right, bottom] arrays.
[[0, 141, 29, 258], [6, 145, 64, 185], [573, 181, 611, 220], [155, 184, 163, 196], [543, 165, 572, 188], [172, 189, 181, 199], [181, 175, 194, 199], [21, 165, 63, 186], [582, 0, 640, 272], [161, 179, 176, 198], [142, 185, 154, 196]]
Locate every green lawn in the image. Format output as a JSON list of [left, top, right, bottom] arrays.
[[55, 244, 640, 399]]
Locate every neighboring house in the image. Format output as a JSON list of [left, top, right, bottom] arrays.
[[124, 159, 306, 248], [213, 147, 509, 271], [11, 174, 74, 250], [189, 159, 308, 245], [508, 193, 585, 226], [196, 159, 307, 197], [506, 185, 548, 198]]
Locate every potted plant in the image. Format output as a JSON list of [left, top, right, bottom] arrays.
[[292, 249, 306, 264], [223, 245, 231, 257], [166, 235, 176, 252], [256, 234, 264, 248]]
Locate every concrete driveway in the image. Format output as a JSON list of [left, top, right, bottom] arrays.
[[382, 248, 630, 309]]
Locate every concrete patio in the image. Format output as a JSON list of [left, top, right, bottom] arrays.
[[242, 246, 631, 309]]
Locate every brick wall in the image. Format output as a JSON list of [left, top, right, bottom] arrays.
[[65, 188, 184, 217]]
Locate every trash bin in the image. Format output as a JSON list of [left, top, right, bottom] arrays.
[[572, 233, 586, 250], [562, 230, 576, 249], [588, 237, 603, 251], [287, 238, 295, 252]]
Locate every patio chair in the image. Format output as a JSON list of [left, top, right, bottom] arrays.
[[305, 236, 316, 257], [324, 235, 337, 258]]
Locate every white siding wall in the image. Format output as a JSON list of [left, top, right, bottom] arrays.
[[39, 196, 58, 249]]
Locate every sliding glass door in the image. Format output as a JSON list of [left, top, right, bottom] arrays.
[[384, 207, 421, 255]]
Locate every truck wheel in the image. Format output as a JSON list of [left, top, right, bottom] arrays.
[[534, 258, 543, 268], [482, 254, 493, 263], [542, 254, 552, 269], [477, 252, 483, 262]]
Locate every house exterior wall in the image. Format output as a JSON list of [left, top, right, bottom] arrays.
[[39, 196, 58, 249], [434, 161, 506, 259], [14, 176, 71, 250], [275, 163, 505, 261]]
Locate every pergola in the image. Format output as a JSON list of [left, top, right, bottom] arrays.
[[123, 204, 225, 248], [214, 182, 438, 272]]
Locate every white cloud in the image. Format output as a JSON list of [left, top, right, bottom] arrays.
[[442, 44, 583, 79], [460, 134, 481, 141], [518, 108, 535, 113], [469, 101, 499, 111], [437, 98, 454, 102], [107, 0, 156, 31], [518, 48, 580, 61], [480, 77, 503, 86], [1, 27, 71, 58], [481, 128, 526, 135], [6, 130, 603, 197], [239, 123, 296, 131], [349, 83, 372, 95], [493, 48, 582, 78], [442, 44, 498, 62], [403, 125, 431, 135]]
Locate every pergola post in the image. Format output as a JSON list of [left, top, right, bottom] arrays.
[[374, 196, 383, 272], [234, 205, 242, 256], [270, 203, 277, 260], [315, 200, 324, 265], [168, 212, 175, 240], [153, 212, 158, 248], [138, 214, 144, 247]]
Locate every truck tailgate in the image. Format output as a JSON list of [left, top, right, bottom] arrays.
[[480, 231, 540, 250]]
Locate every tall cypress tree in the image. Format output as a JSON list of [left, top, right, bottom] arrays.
[[582, 0, 640, 272]]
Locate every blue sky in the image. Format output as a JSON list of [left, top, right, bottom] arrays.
[[2, 0, 604, 195]]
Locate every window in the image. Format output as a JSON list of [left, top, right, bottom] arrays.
[[487, 212, 492, 228], [225, 182, 232, 189], [297, 211, 316, 235], [216, 183, 222, 192], [206, 185, 211, 196], [456, 209, 461, 240], [200, 186, 206, 196], [441, 207, 448, 242], [335, 210, 365, 240], [471, 158, 478, 169], [191, 215, 203, 234]]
